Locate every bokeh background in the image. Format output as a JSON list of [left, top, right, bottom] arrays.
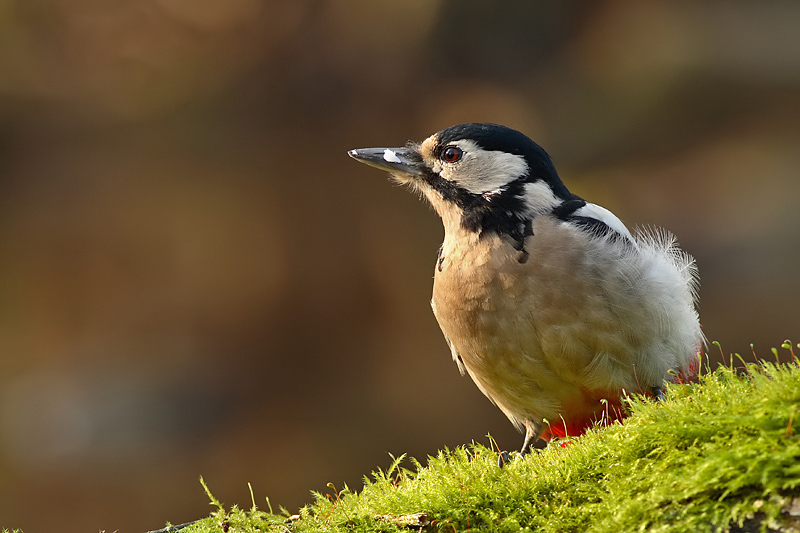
[[1, 1, 799, 531]]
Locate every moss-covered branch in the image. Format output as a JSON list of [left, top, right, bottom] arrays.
[[174, 345, 800, 533]]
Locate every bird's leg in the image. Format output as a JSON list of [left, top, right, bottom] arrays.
[[520, 419, 547, 456]]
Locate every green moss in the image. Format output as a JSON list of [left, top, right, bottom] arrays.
[[185, 348, 800, 533]]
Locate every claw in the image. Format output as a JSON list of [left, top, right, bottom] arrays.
[[652, 386, 666, 402], [498, 450, 513, 467]]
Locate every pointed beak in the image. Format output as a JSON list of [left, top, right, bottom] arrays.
[[347, 147, 424, 177]]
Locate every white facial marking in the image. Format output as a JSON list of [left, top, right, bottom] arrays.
[[522, 181, 560, 213], [438, 139, 529, 195], [383, 149, 401, 163]]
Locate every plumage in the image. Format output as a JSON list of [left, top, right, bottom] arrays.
[[349, 123, 703, 452]]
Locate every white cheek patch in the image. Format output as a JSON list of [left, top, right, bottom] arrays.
[[439, 139, 529, 195], [383, 149, 401, 163], [522, 181, 560, 212]]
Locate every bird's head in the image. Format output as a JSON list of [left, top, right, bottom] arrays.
[[349, 123, 576, 237]]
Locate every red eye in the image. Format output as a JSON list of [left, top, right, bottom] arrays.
[[442, 146, 463, 163]]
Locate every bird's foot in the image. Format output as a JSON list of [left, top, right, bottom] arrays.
[[652, 386, 666, 402], [498, 450, 513, 467], [526, 438, 549, 453], [497, 438, 548, 467]]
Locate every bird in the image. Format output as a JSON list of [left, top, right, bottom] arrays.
[[348, 123, 703, 456]]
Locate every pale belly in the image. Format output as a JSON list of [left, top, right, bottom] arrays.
[[431, 217, 698, 428]]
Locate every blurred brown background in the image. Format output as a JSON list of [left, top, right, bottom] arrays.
[[1, 1, 799, 531]]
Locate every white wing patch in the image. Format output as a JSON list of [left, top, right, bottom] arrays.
[[573, 202, 634, 240]]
